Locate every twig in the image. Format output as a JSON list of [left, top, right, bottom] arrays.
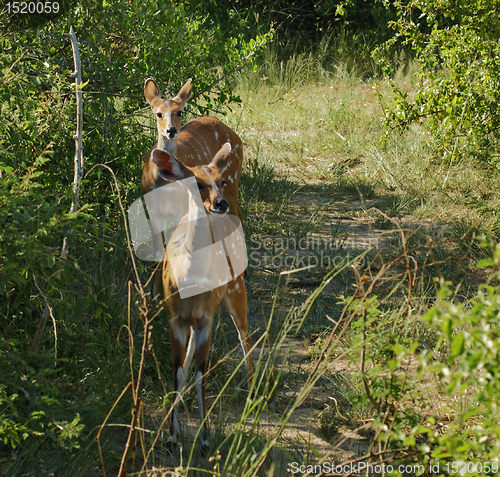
[[0, 49, 28, 84], [333, 130, 346, 141], [89, 163, 150, 476], [267, 97, 283, 105], [32, 275, 58, 358], [32, 26, 83, 351], [97, 382, 132, 477], [66, 26, 84, 219]]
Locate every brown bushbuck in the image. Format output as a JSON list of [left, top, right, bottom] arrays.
[[141, 80, 252, 450]]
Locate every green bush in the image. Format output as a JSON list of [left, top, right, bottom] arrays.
[[418, 238, 500, 467], [375, 0, 500, 165]]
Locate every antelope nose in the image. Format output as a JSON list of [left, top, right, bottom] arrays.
[[214, 198, 229, 213], [167, 126, 177, 138]]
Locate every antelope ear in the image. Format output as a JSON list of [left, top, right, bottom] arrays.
[[174, 78, 192, 106], [144, 78, 161, 106], [210, 142, 232, 173], [151, 148, 186, 181]]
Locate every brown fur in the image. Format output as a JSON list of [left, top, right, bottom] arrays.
[[140, 81, 251, 449]]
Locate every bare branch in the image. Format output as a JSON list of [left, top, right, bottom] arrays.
[[33, 26, 83, 351]]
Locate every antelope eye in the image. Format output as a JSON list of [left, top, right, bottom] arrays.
[[221, 180, 227, 188], [156, 112, 163, 119], [177, 111, 183, 117]]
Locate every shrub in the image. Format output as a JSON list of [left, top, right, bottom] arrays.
[[347, 238, 500, 472], [375, 0, 500, 166]]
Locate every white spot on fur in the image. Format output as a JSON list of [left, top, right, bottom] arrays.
[[172, 326, 187, 346], [195, 326, 210, 348]]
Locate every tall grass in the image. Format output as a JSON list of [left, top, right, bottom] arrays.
[[238, 29, 381, 95], [109, 256, 359, 476]]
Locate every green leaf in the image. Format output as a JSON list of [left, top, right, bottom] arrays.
[[477, 258, 494, 268], [47, 254, 55, 269], [451, 333, 465, 357]]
